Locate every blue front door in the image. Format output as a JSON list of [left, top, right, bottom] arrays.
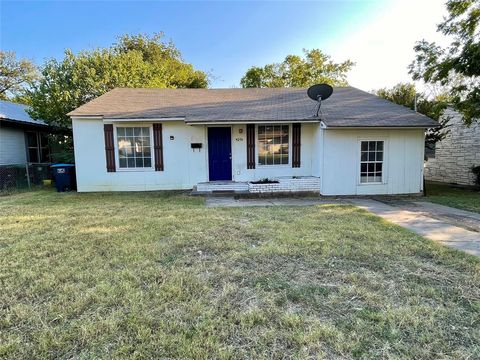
[[208, 127, 232, 181]]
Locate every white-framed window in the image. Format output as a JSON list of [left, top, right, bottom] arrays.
[[360, 140, 384, 183], [257, 125, 289, 165], [116, 126, 153, 169]]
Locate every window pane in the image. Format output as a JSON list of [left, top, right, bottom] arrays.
[[26, 132, 38, 147], [368, 141, 376, 151], [134, 127, 141, 136], [39, 133, 48, 147], [361, 152, 368, 161], [119, 158, 127, 168], [266, 153, 273, 165], [127, 158, 135, 167], [274, 153, 281, 165], [143, 146, 151, 157], [136, 158, 143, 167], [40, 148, 49, 163], [368, 152, 376, 161], [125, 128, 133, 136], [361, 142, 368, 151], [377, 141, 384, 151], [28, 148, 39, 163], [376, 152, 383, 161], [142, 137, 150, 148], [144, 158, 151, 167]]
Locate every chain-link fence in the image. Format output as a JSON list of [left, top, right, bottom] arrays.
[[0, 163, 52, 194]]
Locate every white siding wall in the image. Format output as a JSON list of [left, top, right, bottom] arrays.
[[321, 128, 425, 195], [73, 118, 425, 195], [231, 123, 315, 181], [73, 120, 319, 191], [311, 123, 323, 177], [73, 119, 208, 192], [0, 126, 26, 165]]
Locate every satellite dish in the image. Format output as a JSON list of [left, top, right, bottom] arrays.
[[307, 84, 333, 117], [307, 84, 333, 101]]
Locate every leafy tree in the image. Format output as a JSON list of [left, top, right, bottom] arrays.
[[409, 0, 480, 125], [27, 33, 208, 129], [240, 49, 354, 88], [376, 83, 451, 151], [0, 51, 38, 100]]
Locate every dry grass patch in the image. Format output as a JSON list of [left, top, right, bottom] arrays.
[[0, 190, 479, 359]]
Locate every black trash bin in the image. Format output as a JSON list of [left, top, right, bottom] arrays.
[[51, 164, 76, 192]]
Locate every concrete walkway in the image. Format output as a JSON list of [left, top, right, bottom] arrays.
[[206, 196, 480, 257], [352, 199, 480, 257], [392, 201, 480, 233]]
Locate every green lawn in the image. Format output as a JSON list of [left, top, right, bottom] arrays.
[[425, 182, 480, 213], [1, 190, 479, 359]]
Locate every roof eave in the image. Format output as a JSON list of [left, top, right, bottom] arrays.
[[0, 117, 49, 128], [323, 124, 440, 129], [185, 118, 321, 125]]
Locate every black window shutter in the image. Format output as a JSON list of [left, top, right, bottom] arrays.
[[246, 124, 255, 169], [153, 123, 164, 171], [292, 123, 301, 168], [104, 124, 116, 172]]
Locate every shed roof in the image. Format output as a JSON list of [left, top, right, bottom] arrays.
[[68, 87, 439, 128], [0, 100, 47, 127]]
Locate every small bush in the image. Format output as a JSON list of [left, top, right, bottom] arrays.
[[250, 178, 279, 184]]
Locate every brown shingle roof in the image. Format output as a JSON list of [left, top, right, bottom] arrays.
[[68, 87, 440, 128]]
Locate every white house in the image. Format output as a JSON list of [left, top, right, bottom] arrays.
[[68, 87, 439, 195], [0, 100, 50, 165]]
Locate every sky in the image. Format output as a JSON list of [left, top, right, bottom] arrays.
[[0, 0, 448, 92]]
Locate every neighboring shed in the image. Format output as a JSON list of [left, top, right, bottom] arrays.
[[0, 100, 50, 165], [425, 109, 480, 186]]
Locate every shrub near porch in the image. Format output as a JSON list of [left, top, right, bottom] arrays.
[[0, 190, 479, 358]]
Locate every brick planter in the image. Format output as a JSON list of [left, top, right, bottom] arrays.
[[248, 176, 320, 193]]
